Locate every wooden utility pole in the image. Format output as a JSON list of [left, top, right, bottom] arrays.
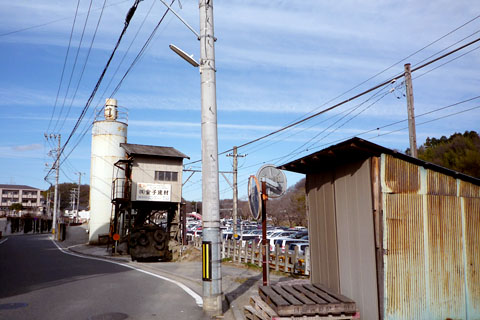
[[404, 63, 418, 158], [227, 146, 246, 239]]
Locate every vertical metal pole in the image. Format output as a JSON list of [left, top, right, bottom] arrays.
[[232, 146, 238, 239], [404, 63, 418, 158], [199, 0, 222, 314], [52, 134, 61, 235], [261, 181, 269, 286]]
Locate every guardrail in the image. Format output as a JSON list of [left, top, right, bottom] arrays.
[[191, 236, 310, 276]]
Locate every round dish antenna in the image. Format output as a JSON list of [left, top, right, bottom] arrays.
[[256, 164, 287, 198]]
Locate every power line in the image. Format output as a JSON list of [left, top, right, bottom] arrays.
[[59, 1, 174, 167], [184, 36, 480, 166], [222, 96, 480, 179], [92, 0, 157, 110], [47, 0, 81, 133], [110, 0, 176, 97], [58, 0, 108, 133], [54, 0, 95, 133], [247, 14, 480, 147], [45, 0, 142, 179], [0, 0, 130, 37]]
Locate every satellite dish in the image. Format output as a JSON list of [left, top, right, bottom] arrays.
[[256, 164, 287, 198]]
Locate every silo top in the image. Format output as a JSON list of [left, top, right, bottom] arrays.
[[104, 98, 118, 120]]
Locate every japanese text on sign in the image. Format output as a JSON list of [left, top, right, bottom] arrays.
[[136, 183, 171, 201]]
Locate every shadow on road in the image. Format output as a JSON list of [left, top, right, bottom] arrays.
[[0, 234, 130, 299]]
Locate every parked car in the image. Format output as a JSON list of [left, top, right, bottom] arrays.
[[288, 242, 309, 255], [270, 238, 308, 253]]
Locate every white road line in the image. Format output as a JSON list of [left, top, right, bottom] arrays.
[[51, 238, 203, 307], [0, 238, 8, 245]]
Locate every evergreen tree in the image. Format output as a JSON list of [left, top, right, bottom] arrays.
[[417, 131, 480, 178]]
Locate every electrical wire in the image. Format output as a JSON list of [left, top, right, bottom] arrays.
[[60, 1, 174, 167], [91, 0, 157, 111], [53, 0, 94, 133], [110, 0, 176, 98], [45, 0, 143, 179], [58, 0, 108, 133], [414, 44, 480, 81], [220, 96, 480, 180], [0, 0, 130, 37], [47, 0, 81, 133], [237, 13, 480, 152], [184, 36, 480, 167]]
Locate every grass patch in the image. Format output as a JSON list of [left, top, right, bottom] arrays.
[[244, 262, 262, 270], [222, 257, 232, 263]]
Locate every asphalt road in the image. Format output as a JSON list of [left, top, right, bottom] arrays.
[[0, 235, 208, 320]]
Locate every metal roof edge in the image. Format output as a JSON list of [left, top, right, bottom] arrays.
[[278, 137, 480, 185]]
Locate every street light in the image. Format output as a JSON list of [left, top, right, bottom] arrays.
[[169, 44, 199, 67]]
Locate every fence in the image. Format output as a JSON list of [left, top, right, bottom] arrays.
[[191, 236, 310, 275]]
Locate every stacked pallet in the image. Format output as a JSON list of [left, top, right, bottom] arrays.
[[244, 281, 359, 320]]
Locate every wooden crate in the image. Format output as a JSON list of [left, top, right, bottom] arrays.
[[257, 281, 358, 318]]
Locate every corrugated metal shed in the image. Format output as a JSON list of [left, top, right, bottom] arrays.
[[280, 138, 480, 320], [120, 143, 189, 159]]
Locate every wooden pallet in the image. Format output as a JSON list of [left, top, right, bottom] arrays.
[[245, 295, 359, 320], [258, 281, 358, 318]]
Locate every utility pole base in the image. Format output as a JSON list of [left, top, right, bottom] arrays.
[[202, 294, 223, 315]]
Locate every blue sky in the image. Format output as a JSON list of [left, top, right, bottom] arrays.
[[1, 0, 479, 201]]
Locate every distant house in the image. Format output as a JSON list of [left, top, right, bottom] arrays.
[[0, 184, 45, 216], [280, 137, 480, 320]]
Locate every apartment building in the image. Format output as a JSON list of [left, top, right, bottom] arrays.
[[0, 184, 45, 216]]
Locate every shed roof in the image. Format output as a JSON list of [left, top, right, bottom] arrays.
[[279, 137, 480, 185], [120, 143, 189, 159]]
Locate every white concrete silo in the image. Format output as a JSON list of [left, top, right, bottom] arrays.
[[89, 98, 127, 244]]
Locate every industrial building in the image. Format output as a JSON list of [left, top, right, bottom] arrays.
[[88, 98, 189, 261], [280, 137, 480, 320], [0, 184, 45, 216]]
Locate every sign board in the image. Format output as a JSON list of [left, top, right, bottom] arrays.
[[256, 164, 287, 198], [248, 175, 262, 220], [136, 183, 171, 201]]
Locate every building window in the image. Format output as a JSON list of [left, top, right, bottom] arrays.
[[155, 171, 178, 182]]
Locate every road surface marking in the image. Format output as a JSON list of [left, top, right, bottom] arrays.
[[51, 238, 203, 307], [0, 238, 8, 245]]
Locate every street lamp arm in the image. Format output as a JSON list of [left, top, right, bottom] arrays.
[[157, 0, 200, 39]]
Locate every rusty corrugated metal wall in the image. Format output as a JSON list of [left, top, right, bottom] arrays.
[[381, 154, 480, 320]]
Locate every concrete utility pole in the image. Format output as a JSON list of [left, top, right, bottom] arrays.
[[199, 0, 222, 314], [51, 134, 61, 234], [75, 172, 84, 219], [70, 189, 77, 212], [404, 63, 418, 158]]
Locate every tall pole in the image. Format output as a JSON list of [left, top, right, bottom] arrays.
[[52, 134, 61, 235], [404, 63, 417, 158], [76, 172, 84, 219], [232, 147, 238, 238], [261, 181, 269, 286], [226, 146, 245, 238], [199, 0, 222, 314]]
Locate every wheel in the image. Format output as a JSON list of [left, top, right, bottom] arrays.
[[137, 233, 149, 246], [153, 229, 166, 243]]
